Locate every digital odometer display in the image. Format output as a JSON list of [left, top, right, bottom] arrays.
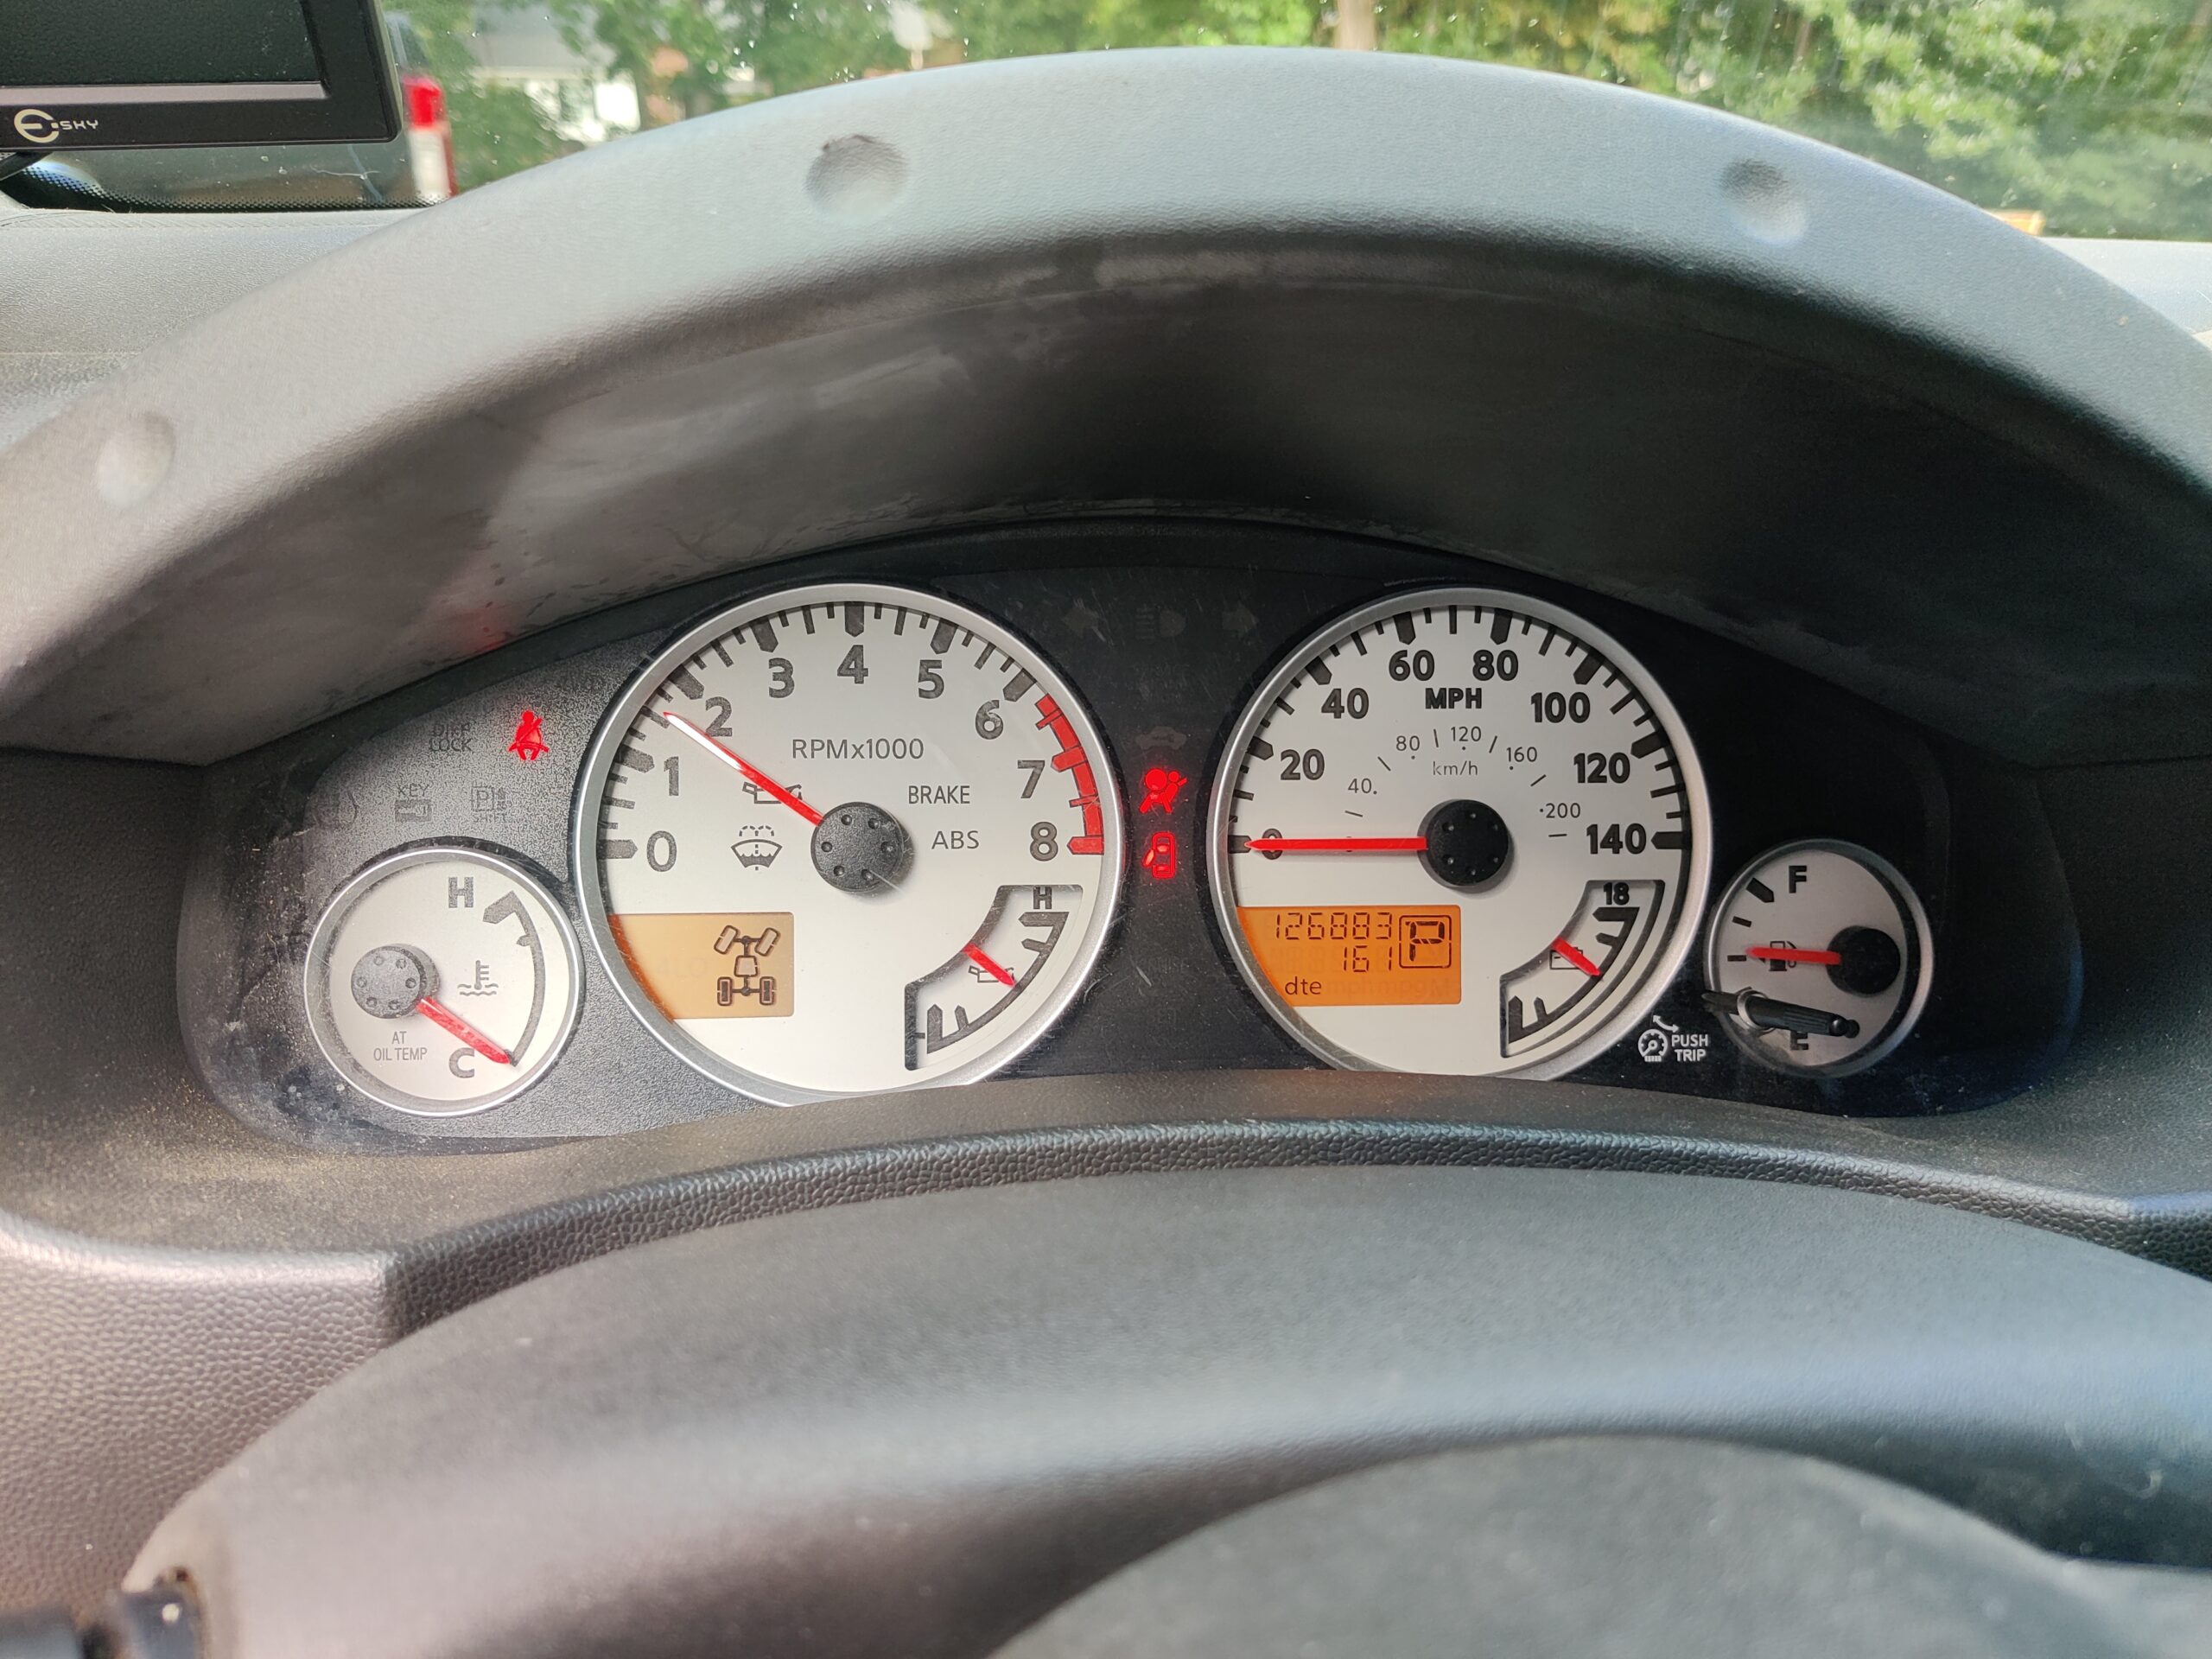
[[1208, 588, 1711, 1077], [575, 582, 1123, 1104], [1237, 906, 1460, 1007]]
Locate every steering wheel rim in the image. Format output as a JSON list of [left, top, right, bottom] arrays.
[[130, 1166, 2212, 1657]]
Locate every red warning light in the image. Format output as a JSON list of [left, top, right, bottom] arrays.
[[507, 710, 550, 763], [1138, 767, 1188, 816], [1142, 830, 1179, 880]]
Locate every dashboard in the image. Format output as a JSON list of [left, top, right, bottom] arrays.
[[13, 48, 2212, 1625], [188, 524, 2075, 1148]]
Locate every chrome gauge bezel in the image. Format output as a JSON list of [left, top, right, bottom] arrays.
[[570, 581, 1127, 1108], [302, 842, 585, 1117], [1205, 585, 1713, 1080], [1702, 837, 1934, 1078]]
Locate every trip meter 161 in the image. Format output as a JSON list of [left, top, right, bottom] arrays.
[[1207, 588, 1711, 1077], [575, 582, 1124, 1104]]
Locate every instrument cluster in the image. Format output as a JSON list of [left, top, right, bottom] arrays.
[[181, 526, 2076, 1147]]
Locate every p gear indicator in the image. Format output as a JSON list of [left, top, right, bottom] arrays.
[[1238, 906, 1460, 1007], [1209, 588, 1711, 1079]]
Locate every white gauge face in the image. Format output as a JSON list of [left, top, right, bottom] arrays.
[[575, 582, 1124, 1104], [304, 847, 582, 1116], [1704, 839, 1932, 1077], [1208, 588, 1711, 1077]]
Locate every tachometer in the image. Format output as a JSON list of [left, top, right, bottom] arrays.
[[1207, 588, 1710, 1077], [575, 583, 1123, 1103]]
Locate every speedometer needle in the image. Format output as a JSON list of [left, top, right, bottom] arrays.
[[1241, 836, 1429, 853], [416, 995, 515, 1066], [658, 709, 824, 827], [1745, 945, 1843, 966]]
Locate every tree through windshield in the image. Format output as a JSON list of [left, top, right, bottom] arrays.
[[28, 1, 2212, 237]]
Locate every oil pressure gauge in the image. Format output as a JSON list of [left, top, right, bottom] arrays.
[[305, 846, 582, 1116], [1702, 839, 1932, 1077]]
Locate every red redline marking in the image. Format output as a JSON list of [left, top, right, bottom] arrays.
[[416, 995, 515, 1066], [1745, 945, 1843, 966], [963, 942, 1017, 987], [1551, 938, 1602, 979], [1035, 695, 1106, 854], [1242, 836, 1429, 853], [658, 710, 824, 827]]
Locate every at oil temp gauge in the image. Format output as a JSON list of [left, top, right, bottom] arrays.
[[1701, 839, 1932, 1077], [305, 846, 582, 1115]]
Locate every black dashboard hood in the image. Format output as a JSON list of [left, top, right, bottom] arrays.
[[0, 48, 2208, 766]]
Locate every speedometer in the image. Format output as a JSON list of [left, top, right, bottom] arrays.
[[1207, 588, 1710, 1077], [575, 582, 1123, 1104]]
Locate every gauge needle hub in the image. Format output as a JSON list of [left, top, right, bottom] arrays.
[[1745, 945, 1844, 966], [415, 995, 515, 1066], [658, 709, 824, 827], [1242, 836, 1429, 853]]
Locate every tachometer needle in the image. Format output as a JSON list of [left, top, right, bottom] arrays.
[[416, 995, 515, 1066], [658, 709, 825, 827], [1552, 938, 1602, 978], [1745, 945, 1843, 966], [1241, 836, 1429, 853], [963, 942, 1017, 987]]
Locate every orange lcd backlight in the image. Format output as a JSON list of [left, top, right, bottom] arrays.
[[1237, 906, 1460, 1007]]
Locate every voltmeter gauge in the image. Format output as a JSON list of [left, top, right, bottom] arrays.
[[1701, 839, 1932, 1077], [574, 582, 1123, 1105], [304, 846, 582, 1116], [1208, 588, 1712, 1077]]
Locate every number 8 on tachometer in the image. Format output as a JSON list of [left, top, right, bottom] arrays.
[[576, 582, 1123, 1104], [1207, 588, 1711, 1077]]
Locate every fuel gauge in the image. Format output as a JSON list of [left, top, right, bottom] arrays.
[[1702, 839, 1931, 1077], [305, 846, 582, 1116]]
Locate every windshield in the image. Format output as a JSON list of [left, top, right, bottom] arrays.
[[10, 1, 2212, 238]]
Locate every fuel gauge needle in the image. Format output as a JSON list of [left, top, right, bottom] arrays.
[[416, 995, 515, 1066], [1745, 945, 1844, 966]]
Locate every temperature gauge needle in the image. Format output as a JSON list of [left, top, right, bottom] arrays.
[[1242, 836, 1429, 853], [416, 995, 514, 1066], [963, 942, 1017, 987], [1745, 945, 1843, 966], [658, 709, 824, 827], [1552, 938, 1602, 978]]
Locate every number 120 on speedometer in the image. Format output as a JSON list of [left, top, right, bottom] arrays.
[[1207, 588, 1712, 1078]]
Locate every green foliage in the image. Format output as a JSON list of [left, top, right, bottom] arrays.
[[417, 0, 2212, 236], [540, 0, 903, 112], [404, 0, 569, 185]]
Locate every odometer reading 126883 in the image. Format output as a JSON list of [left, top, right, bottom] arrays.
[[575, 583, 1123, 1104], [1208, 588, 1712, 1077]]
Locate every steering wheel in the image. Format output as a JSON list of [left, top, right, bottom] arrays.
[[111, 1168, 2212, 1656]]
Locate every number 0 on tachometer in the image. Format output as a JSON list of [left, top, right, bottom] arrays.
[[1208, 588, 1711, 1077], [575, 582, 1123, 1104]]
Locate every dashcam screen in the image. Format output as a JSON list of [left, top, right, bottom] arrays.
[[0, 0, 323, 90]]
